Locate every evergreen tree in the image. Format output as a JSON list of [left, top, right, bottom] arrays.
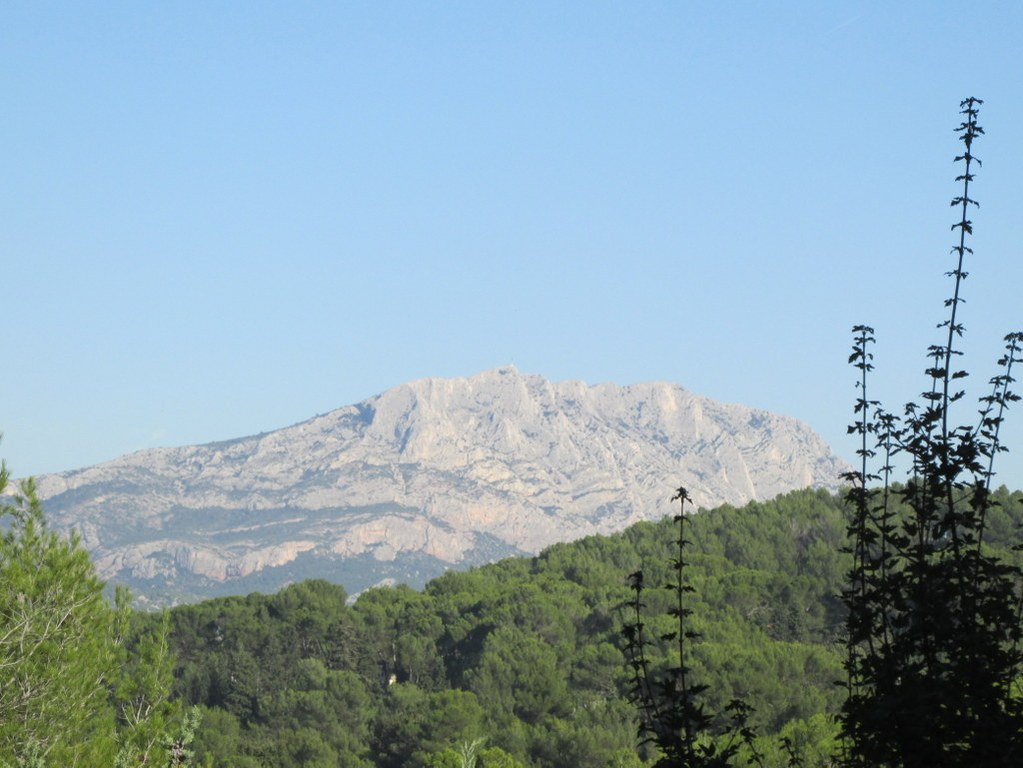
[[0, 458, 196, 766], [0, 469, 120, 766]]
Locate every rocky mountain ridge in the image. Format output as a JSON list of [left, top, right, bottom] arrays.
[[30, 367, 849, 604]]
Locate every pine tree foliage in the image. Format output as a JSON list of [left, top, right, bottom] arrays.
[[0, 458, 198, 767], [0, 467, 120, 766], [840, 98, 1023, 768]]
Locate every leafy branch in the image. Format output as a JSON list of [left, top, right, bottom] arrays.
[[839, 97, 1023, 768]]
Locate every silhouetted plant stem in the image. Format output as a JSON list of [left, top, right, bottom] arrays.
[[975, 333, 1023, 550], [671, 485, 695, 758], [622, 487, 761, 767], [839, 97, 1023, 768]]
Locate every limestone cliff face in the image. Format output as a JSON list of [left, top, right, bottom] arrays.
[[32, 367, 849, 603]]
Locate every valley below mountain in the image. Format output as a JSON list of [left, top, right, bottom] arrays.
[[30, 367, 849, 604]]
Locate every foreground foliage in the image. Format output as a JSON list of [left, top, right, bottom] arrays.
[[841, 98, 1023, 767], [623, 488, 764, 768], [0, 461, 197, 767]]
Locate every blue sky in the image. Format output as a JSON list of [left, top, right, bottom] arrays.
[[2, 2, 1022, 489]]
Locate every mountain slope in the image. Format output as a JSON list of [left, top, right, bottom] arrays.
[[32, 367, 849, 603]]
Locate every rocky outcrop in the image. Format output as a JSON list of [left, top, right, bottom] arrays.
[[31, 367, 849, 604]]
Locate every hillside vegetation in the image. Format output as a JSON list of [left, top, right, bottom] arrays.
[[147, 486, 1023, 767]]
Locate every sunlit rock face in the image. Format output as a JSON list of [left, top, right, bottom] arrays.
[[32, 367, 849, 605]]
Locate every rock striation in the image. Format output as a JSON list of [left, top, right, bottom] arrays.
[[31, 367, 849, 604]]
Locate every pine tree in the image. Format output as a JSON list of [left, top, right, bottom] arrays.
[[0, 467, 121, 766], [0, 457, 197, 767]]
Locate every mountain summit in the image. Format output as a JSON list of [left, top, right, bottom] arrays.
[[32, 367, 848, 604]]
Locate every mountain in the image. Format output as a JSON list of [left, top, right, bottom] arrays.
[[30, 367, 849, 604]]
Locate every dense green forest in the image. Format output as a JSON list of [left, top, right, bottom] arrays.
[[5, 470, 1020, 766], [140, 486, 1023, 768]]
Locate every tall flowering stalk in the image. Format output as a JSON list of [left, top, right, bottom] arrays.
[[622, 488, 762, 768], [839, 98, 1023, 768]]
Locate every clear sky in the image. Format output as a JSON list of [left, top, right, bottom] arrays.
[[2, 2, 1022, 490]]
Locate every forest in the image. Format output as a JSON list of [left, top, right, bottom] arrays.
[[159, 485, 860, 767], [3, 478, 1022, 767]]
